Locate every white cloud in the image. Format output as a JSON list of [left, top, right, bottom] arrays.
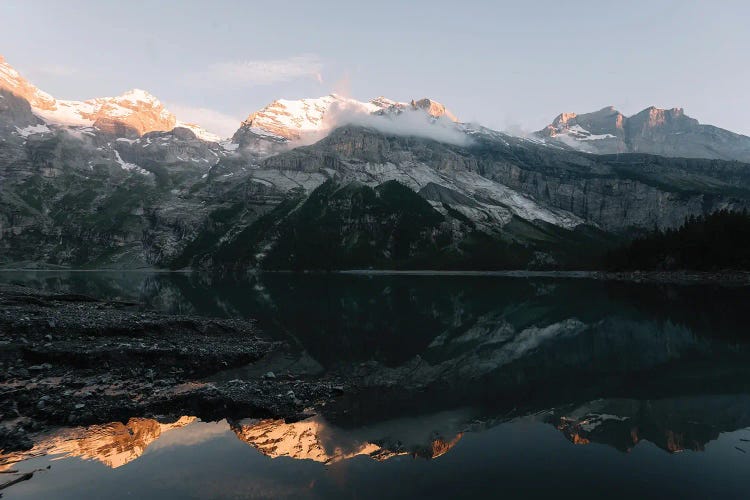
[[166, 103, 243, 138], [297, 101, 473, 147], [191, 55, 323, 87]]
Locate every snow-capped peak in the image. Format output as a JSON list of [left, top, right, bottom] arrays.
[[0, 55, 56, 110], [239, 94, 381, 140], [0, 55, 224, 140], [410, 98, 458, 122], [238, 94, 459, 141], [114, 88, 162, 106], [369, 96, 406, 108], [538, 106, 625, 146]]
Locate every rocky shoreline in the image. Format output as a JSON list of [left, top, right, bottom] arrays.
[[2, 270, 746, 454], [0, 285, 346, 456]]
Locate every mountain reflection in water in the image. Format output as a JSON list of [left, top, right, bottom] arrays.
[[2, 271, 750, 498], [4, 391, 750, 473], [0, 414, 464, 471], [0, 417, 197, 470]]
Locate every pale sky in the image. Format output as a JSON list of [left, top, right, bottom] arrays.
[[1, 0, 749, 137]]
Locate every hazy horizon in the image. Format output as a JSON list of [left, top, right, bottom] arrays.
[[2, 0, 749, 137]]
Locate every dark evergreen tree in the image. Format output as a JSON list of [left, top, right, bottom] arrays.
[[606, 210, 750, 270]]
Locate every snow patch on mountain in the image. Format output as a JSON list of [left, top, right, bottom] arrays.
[[564, 125, 616, 141], [220, 140, 240, 151], [113, 149, 149, 175], [15, 124, 51, 137], [175, 121, 222, 142], [34, 100, 96, 127]]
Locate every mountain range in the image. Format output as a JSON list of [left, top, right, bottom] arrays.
[[2, 54, 750, 270], [534, 105, 750, 162]]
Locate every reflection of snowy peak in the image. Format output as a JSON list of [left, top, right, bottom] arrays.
[[0, 417, 195, 470], [230, 417, 462, 464], [0, 55, 219, 140]]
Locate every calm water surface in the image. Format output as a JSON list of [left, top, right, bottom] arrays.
[[2, 271, 750, 499]]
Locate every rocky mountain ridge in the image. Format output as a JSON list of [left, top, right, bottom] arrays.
[[536, 105, 750, 162]]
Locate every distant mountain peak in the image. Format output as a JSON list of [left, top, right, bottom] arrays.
[[410, 98, 458, 121], [536, 105, 749, 161], [114, 88, 162, 105], [631, 105, 687, 124]]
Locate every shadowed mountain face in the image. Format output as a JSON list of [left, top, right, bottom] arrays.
[[537, 106, 750, 162]]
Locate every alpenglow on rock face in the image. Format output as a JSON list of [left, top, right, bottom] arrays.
[[0, 55, 220, 140], [536, 105, 750, 162]]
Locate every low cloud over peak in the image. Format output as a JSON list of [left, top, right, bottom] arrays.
[[320, 101, 472, 146]]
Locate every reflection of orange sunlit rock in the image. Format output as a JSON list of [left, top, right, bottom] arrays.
[[0, 416, 195, 470], [665, 430, 698, 453], [429, 434, 464, 458], [2, 415, 463, 471], [230, 418, 462, 464], [231, 418, 393, 464]]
